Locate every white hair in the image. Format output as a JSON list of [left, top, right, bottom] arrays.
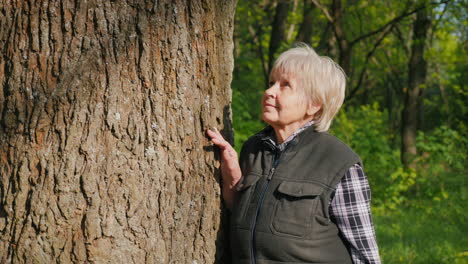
[[270, 43, 346, 132]]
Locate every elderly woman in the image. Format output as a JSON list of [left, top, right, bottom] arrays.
[[207, 45, 381, 264]]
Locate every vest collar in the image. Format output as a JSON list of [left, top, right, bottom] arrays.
[[258, 121, 318, 152]]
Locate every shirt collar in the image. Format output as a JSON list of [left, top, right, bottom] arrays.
[[267, 120, 315, 151]]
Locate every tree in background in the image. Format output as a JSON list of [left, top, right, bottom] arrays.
[[402, 5, 431, 168], [0, 1, 236, 263]]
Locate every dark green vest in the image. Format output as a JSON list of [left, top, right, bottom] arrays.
[[230, 125, 361, 264]]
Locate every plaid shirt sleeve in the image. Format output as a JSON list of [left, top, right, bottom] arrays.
[[329, 164, 382, 264]]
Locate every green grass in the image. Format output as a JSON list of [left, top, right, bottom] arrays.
[[374, 185, 468, 264]]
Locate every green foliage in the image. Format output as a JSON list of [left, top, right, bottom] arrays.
[[413, 126, 467, 199], [416, 126, 466, 171], [385, 168, 418, 209], [232, 88, 264, 152], [231, 50, 266, 152], [331, 104, 406, 207], [331, 104, 467, 208]]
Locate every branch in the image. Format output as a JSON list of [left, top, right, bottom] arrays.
[[393, 25, 410, 56], [350, 0, 450, 46], [346, 23, 396, 101], [383, 49, 406, 98], [429, 1, 449, 43], [287, 0, 300, 41], [316, 22, 332, 52], [248, 25, 269, 85], [310, 0, 334, 23]]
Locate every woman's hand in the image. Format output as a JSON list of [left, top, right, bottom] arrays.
[[207, 128, 242, 209]]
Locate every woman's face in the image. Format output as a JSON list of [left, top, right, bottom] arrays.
[[262, 71, 316, 130]]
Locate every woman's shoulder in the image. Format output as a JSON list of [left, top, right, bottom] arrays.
[[240, 126, 273, 154], [245, 126, 273, 143], [309, 131, 360, 159]]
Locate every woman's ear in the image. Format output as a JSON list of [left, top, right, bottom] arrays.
[[307, 102, 322, 116]]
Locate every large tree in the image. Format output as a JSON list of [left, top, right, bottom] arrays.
[[0, 0, 236, 263]]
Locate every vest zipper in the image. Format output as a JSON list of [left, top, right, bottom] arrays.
[[251, 150, 280, 264]]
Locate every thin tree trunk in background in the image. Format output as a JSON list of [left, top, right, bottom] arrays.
[[417, 86, 426, 130], [286, 0, 299, 41], [401, 6, 430, 168], [331, 0, 351, 77], [296, 0, 316, 44], [0, 0, 236, 263], [248, 25, 270, 86], [316, 23, 336, 57], [268, 0, 291, 72], [386, 76, 395, 134]]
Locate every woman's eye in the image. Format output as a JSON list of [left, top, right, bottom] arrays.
[[283, 81, 290, 87], [268, 81, 275, 86]]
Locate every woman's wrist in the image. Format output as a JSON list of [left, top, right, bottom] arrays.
[[223, 176, 241, 190]]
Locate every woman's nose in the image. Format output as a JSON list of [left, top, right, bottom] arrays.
[[265, 83, 278, 97]]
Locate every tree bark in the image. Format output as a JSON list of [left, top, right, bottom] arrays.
[[0, 0, 236, 263], [401, 6, 430, 168]]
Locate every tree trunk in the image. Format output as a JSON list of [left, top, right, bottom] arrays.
[[401, 6, 430, 168], [286, 0, 299, 41], [296, 0, 316, 44], [268, 0, 290, 72], [0, 0, 236, 263], [330, 0, 352, 78]]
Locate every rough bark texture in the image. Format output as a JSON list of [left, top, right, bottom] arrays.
[[0, 0, 236, 263], [401, 7, 430, 168]]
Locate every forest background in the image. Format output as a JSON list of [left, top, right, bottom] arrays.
[[231, 0, 466, 263]]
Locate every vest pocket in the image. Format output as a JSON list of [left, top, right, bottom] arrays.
[[231, 172, 262, 226], [270, 181, 324, 237]]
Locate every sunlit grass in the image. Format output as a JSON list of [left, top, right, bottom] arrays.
[[374, 185, 467, 264]]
